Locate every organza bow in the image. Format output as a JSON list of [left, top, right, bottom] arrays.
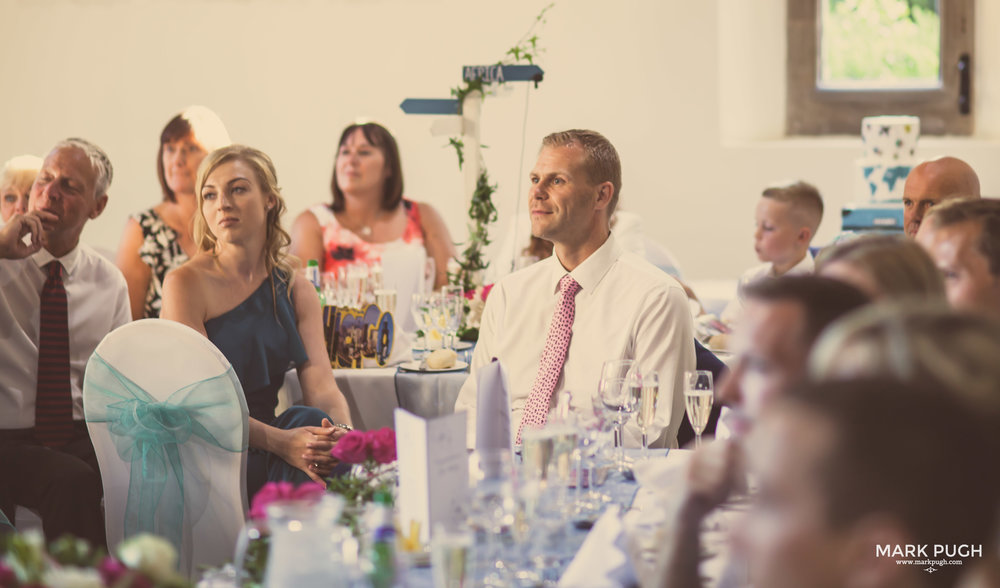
[[84, 354, 247, 552]]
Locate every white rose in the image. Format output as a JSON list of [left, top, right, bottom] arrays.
[[466, 298, 485, 329], [42, 567, 103, 588], [117, 533, 178, 581]]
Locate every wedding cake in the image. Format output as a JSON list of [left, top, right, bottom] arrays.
[[854, 115, 920, 202]]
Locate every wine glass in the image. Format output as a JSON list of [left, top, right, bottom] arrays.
[[684, 370, 714, 448], [630, 369, 658, 460], [598, 359, 636, 473]]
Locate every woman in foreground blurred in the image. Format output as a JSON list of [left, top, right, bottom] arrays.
[[162, 145, 352, 497]]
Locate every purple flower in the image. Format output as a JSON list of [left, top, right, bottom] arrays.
[[368, 428, 397, 464]]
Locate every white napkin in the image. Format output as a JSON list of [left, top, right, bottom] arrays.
[[475, 360, 512, 452], [631, 448, 693, 488], [558, 506, 638, 587]]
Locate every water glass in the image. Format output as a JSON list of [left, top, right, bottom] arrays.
[[431, 525, 473, 588], [598, 359, 636, 472]]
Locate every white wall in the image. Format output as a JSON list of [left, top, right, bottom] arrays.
[[1, 0, 998, 280]]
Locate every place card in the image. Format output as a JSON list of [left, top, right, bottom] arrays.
[[394, 408, 468, 544]]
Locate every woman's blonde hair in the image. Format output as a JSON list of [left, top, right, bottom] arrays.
[[815, 234, 946, 301], [810, 301, 1000, 417], [193, 145, 294, 289]]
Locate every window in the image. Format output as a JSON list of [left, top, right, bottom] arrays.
[[787, 0, 974, 135]]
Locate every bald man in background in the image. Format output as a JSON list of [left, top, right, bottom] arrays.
[[902, 156, 981, 237]]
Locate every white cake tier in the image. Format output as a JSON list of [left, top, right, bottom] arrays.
[[855, 159, 914, 202], [861, 115, 920, 162]]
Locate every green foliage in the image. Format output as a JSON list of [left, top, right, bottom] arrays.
[[446, 137, 465, 170], [453, 169, 498, 292], [445, 2, 554, 169], [445, 3, 553, 294], [821, 0, 940, 86]]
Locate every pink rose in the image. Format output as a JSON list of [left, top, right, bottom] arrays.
[[248, 481, 326, 520], [331, 429, 370, 464], [0, 563, 16, 587], [368, 427, 397, 464], [98, 557, 153, 588], [480, 283, 494, 300]]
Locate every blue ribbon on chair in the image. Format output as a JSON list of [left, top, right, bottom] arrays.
[[84, 353, 247, 552]]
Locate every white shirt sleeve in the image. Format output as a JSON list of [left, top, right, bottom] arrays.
[[622, 283, 696, 447]]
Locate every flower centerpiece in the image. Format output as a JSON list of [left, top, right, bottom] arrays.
[[326, 428, 397, 511], [0, 531, 189, 588]]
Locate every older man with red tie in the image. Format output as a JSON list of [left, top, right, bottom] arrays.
[[0, 138, 129, 545]]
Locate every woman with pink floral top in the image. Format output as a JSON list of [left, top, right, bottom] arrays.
[[290, 122, 455, 289]]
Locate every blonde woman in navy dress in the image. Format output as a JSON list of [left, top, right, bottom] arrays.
[[161, 145, 353, 497]]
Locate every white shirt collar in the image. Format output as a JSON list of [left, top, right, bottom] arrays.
[[32, 244, 83, 278], [545, 232, 623, 294]]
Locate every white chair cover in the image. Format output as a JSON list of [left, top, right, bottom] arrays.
[[83, 319, 249, 579]]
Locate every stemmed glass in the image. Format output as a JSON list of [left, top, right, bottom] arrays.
[[467, 449, 515, 586], [410, 292, 430, 351], [441, 285, 465, 350], [684, 370, 714, 448], [629, 369, 659, 460], [598, 359, 636, 473]]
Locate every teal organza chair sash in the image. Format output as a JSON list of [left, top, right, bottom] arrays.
[[84, 353, 247, 552]]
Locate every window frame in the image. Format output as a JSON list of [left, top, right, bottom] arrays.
[[786, 0, 974, 136]]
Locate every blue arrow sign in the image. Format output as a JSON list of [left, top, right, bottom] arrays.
[[399, 98, 461, 115], [462, 64, 544, 84]]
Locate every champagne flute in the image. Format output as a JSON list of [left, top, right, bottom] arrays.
[[630, 370, 658, 459], [598, 359, 636, 473], [441, 285, 464, 350], [684, 370, 714, 448]]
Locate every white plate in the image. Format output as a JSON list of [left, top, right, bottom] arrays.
[[398, 360, 470, 373], [412, 340, 473, 352]]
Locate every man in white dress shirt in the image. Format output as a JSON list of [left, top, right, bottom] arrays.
[[0, 138, 130, 545], [455, 129, 695, 447]]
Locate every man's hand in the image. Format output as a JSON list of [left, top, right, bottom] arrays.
[[0, 212, 54, 259]]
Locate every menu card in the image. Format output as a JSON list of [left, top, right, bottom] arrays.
[[394, 408, 469, 543]]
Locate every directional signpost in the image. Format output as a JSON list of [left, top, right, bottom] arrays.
[[400, 64, 545, 212]]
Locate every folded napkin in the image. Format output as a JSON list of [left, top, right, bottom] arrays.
[[558, 506, 638, 587], [475, 360, 512, 452], [631, 448, 693, 489]]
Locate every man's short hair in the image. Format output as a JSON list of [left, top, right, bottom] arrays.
[[542, 129, 622, 215], [925, 197, 1000, 277], [782, 378, 999, 588], [744, 275, 870, 348], [53, 138, 113, 198], [762, 180, 824, 234]]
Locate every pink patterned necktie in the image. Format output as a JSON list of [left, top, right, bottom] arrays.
[[516, 274, 582, 444]]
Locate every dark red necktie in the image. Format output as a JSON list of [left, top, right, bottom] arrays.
[[35, 261, 74, 447]]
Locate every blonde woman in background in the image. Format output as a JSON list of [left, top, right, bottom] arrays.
[[161, 145, 352, 498], [815, 233, 946, 301], [0, 154, 42, 223], [116, 106, 230, 319]]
